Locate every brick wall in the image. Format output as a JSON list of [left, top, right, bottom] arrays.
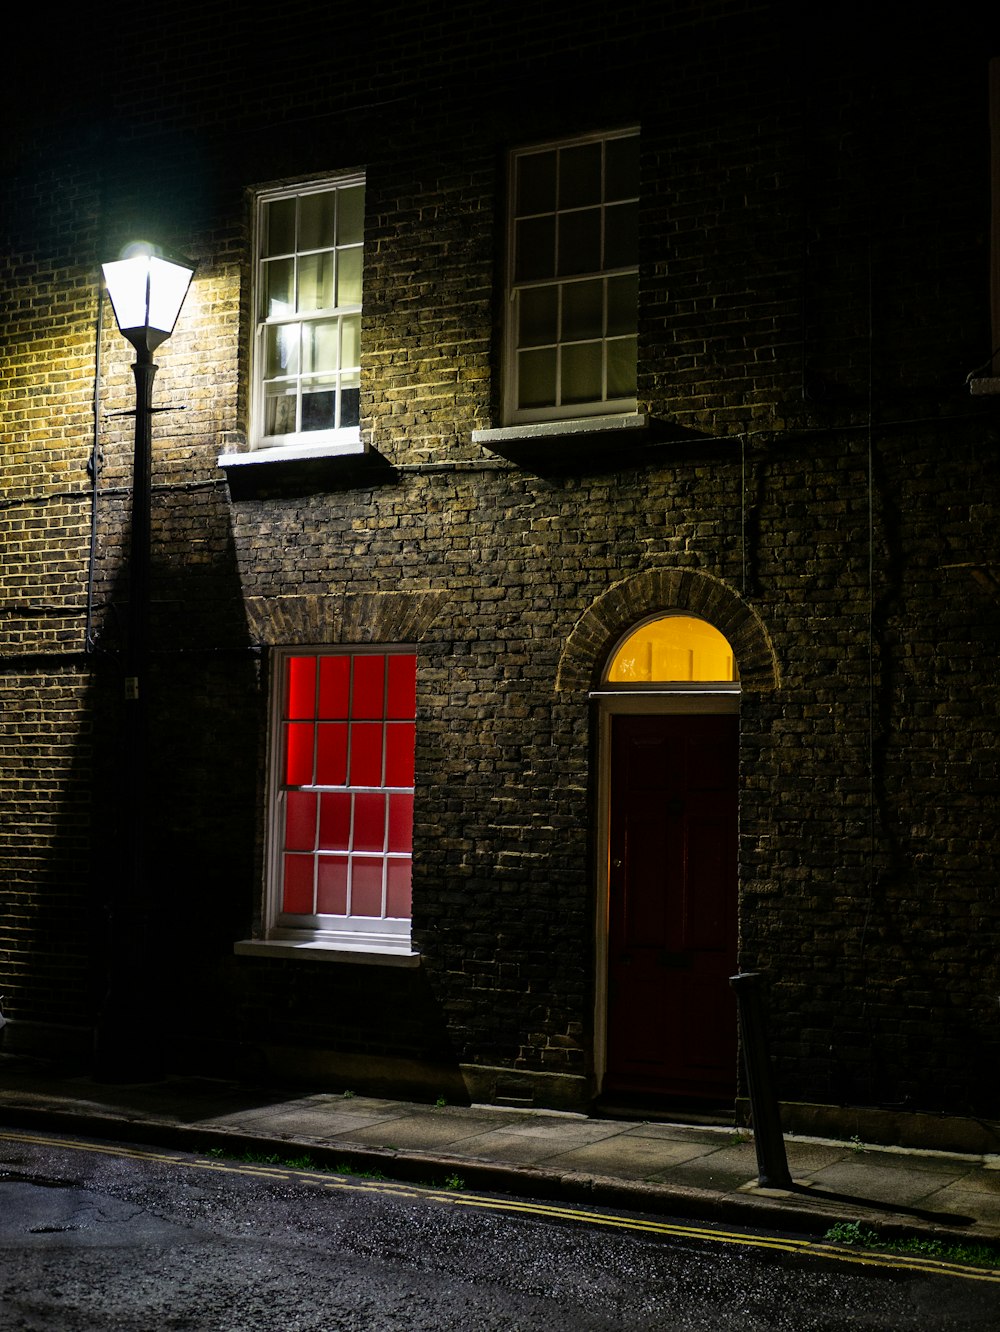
[[2, 4, 997, 1120]]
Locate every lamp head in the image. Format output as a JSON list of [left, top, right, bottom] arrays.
[[102, 242, 195, 354]]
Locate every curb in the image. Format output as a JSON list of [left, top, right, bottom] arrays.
[[2, 1099, 996, 1250]]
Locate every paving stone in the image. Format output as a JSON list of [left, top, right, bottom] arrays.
[[544, 1136, 717, 1180], [802, 1160, 970, 1208], [335, 1114, 512, 1152]]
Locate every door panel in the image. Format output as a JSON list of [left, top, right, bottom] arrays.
[[605, 713, 738, 1100]]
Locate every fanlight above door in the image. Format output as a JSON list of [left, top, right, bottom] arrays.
[[605, 615, 738, 684]]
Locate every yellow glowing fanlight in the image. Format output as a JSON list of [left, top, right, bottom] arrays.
[[606, 615, 738, 683]]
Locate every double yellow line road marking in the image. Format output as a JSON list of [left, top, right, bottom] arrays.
[[2, 1128, 997, 1286]]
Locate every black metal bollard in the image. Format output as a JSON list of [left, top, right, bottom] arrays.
[[729, 972, 793, 1189]]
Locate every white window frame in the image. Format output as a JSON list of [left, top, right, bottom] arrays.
[[503, 128, 639, 427], [250, 175, 365, 459], [241, 646, 417, 962]]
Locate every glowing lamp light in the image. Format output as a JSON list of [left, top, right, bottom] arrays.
[[102, 242, 195, 353]]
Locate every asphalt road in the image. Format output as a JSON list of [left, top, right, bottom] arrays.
[[0, 1127, 996, 1330]]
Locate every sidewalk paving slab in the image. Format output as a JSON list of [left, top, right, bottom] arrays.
[[1, 1057, 999, 1249]]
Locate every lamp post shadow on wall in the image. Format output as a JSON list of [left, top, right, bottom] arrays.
[[94, 244, 194, 1082]]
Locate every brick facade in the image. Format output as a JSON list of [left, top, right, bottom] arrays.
[[2, 5, 997, 1132]]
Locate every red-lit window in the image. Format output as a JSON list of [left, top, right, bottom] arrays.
[[269, 649, 416, 950]]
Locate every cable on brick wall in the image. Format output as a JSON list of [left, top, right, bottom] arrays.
[[740, 435, 747, 596], [0, 486, 94, 511], [1, 606, 87, 618], [86, 273, 104, 655]]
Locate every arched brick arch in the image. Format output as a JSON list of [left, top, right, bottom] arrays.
[[555, 568, 779, 693]]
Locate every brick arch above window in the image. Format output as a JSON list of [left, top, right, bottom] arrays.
[[555, 568, 779, 693], [245, 590, 452, 647]]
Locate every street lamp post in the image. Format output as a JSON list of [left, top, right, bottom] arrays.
[[95, 244, 194, 1081]]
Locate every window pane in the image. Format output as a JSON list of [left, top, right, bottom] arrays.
[[256, 179, 364, 449], [386, 654, 417, 719], [518, 347, 557, 409], [341, 378, 360, 429], [337, 185, 365, 245], [385, 722, 415, 787], [317, 857, 348, 915], [262, 258, 293, 317], [265, 323, 299, 377], [285, 722, 315, 785], [282, 855, 314, 913], [318, 792, 351, 850], [352, 656, 385, 718], [516, 150, 556, 215], [316, 722, 348, 785], [388, 794, 414, 853], [562, 279, 604, 342], [559, 141, 601, 209], [607, 273, 638, 337], [286, 656, 316, 718], [515, 215, 555, 283], [303, 320, 338, 373], [608, 615, 738, 684], [341, 314, 361, 370], [518, 286, 558, 348], [349, 722, 384, 786], [607, 336, 638, 399], [506, 134, 639, 425], [319, 655, 350, 717], [350, 859, 384, 917], [264, 384, 296, 437], [263, 197, 295, 256], [558, 208, 601, 276], [561, 340, 603, 405], [337, 247, 363, 307], [386, 859, 412, 918], [604, 200, 638, 270], [285, 791, 317, 851], [271, 650, 415, 935], [353, 792, 386, 852], [299, 191, 336, 251], [301, 380, 337, 432], [297, 252, 334, 311], [605, 134, 639, 202]]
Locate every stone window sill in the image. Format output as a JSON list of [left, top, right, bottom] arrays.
[[472, 413, 649, 468], [217, 437, 393, 498], [217, 432, 364, 468], [234, 937, 420, 967], [473, 412, 648, 446]]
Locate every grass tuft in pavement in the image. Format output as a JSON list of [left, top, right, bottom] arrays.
[[199, 1144, 462, 1190], [824, 1221, 1000, 1269]]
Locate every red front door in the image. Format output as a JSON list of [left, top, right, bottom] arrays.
[[605, 713, 738, 1101]]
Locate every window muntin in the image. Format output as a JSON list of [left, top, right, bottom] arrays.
[[506, 131, 639, 424], [254, 177, 364, 451], [269, 649, 415, 946]]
